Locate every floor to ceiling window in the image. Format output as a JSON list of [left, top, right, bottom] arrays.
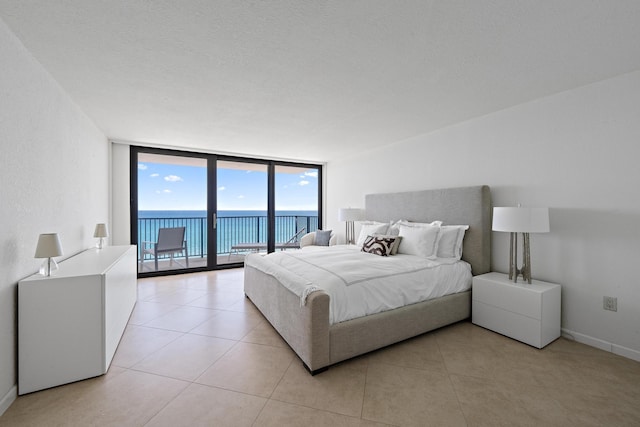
[[134, 151, 208, 274], [274, 164, 320, 250], [216, 160, 269, 266], [130, 146, 322, 277]]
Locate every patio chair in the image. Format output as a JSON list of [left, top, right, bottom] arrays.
[[228, 228, 306, 260], [142, 227, 189, 271]]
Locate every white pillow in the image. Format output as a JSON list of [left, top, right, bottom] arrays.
[[387, 221, 401, 237], [397, 223, 441, 258], [395, 220, 443, 228], [356, 222, 389, 246], [436, 225, 469, 259]]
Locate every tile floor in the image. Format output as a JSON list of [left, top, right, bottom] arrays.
[[2, 268, 640, 426]]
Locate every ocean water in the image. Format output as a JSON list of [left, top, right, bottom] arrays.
[[138, 210, 318, 256]]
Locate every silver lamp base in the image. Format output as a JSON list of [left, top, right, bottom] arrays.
[[508, 232, 532, 284], [345, 221, 356, 245]]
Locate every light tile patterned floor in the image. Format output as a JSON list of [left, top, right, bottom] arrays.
[[2, 269, 640, 426]]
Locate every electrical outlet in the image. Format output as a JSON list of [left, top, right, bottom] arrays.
[[603, 296, 617, 312]]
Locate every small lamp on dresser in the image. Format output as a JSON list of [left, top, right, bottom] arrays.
[[94, 223, 109, 249], [34, 233, 64, 276], [492, 206, 549, 284]]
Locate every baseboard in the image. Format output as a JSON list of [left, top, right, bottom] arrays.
[[561, 329, 640, 362], [612, 343, 640, 362], [0, 385, 17, 417]]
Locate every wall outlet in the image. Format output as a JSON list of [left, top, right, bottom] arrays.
[[603, 296, 617, 312]]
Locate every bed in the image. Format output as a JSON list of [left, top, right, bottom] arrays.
[[244, 185, 492, 373]]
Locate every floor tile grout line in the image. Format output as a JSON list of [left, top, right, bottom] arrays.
[[113, 329, 187, 371], [267, 394, 373, 422], [190, 339, 246, 388], [359, 356, 370, 420], [246, 355, 297, 425]]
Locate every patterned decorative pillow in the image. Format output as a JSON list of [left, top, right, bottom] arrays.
[[361, 235, 397, 257], [372, 233, 403, 255]]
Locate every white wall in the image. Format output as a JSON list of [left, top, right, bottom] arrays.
[[0, 17, 108, 413], [111, 143, 131, 246], [326, 70, 640, 360]]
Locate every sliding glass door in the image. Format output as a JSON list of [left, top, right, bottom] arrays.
[[274, 165, 320, 248], [131, 146, 321, 276], [216, 160, 268, 266], [135, 151, 208, 274]]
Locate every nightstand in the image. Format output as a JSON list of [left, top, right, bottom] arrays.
[[472, 272, 561, 348]]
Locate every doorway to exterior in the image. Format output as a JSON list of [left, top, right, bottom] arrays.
[[131, 146, 322, 277]]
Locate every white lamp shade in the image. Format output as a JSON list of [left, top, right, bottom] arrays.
[[94, 223, 109, 238], [492, 207, 550, 233], [34, 233, 64, 258], [339, 208, 364, 222]]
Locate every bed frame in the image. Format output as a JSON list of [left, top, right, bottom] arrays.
[[244, 185, 492, 373]]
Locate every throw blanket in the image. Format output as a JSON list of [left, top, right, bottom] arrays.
[[245, 245, 471, 324]]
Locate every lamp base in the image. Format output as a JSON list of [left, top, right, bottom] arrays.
[[39, 257, 59, 277], [345, 221, 356, 245], [508, 232, 532, 284], [96, 238, 106, 249]]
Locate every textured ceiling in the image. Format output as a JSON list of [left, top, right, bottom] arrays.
[[1, 1, 640, 162]]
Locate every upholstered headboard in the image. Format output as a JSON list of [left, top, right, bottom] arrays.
[[364, 185, 492, 275]]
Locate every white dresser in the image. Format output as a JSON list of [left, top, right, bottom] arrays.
[[18, 245, 137, 395], [472, 272, 561, 348]]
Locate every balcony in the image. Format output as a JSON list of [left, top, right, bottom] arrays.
[[137, 214, 318, 272]]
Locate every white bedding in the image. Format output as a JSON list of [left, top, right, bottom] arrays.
[[245, 245, 472, 324]]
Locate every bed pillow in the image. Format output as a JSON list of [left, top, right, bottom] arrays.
[[361, 235, 397, 257], [387, 220, 402, 236], [395, 220, 443, 228], [388, 219, 439, 239], [356, 222, 389, 246], [314, 229, 333, 246], [372, 233, 403, 255], [436, 225, 469, 259], [397, 223, 441, 258]]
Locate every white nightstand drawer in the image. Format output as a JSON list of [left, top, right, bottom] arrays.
[[473, 300, 545, 347], [473, 276, 543, 320]]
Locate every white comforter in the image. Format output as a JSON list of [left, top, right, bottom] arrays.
[[245, 245, 472, 324]]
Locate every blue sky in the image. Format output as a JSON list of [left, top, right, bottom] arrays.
[[137, 161, 318, 211]]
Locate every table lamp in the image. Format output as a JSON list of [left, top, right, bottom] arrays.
[[34, 233, 64, 276], [492, 206, 549, 284], [94, 223, 109, 249]]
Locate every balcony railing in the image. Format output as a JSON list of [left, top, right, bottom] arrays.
[[137, 214, 318, 263]]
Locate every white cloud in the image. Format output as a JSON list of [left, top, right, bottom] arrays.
[[299, 180, 310, 186], [304, 171, 318, 178], [237, 195, 245, 199], [150, 173, 159, 178], [164, 175, 183, 182], [163, 189, 171, 193], [218, 186, 226, 191], [138, 163, 147, 170]]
